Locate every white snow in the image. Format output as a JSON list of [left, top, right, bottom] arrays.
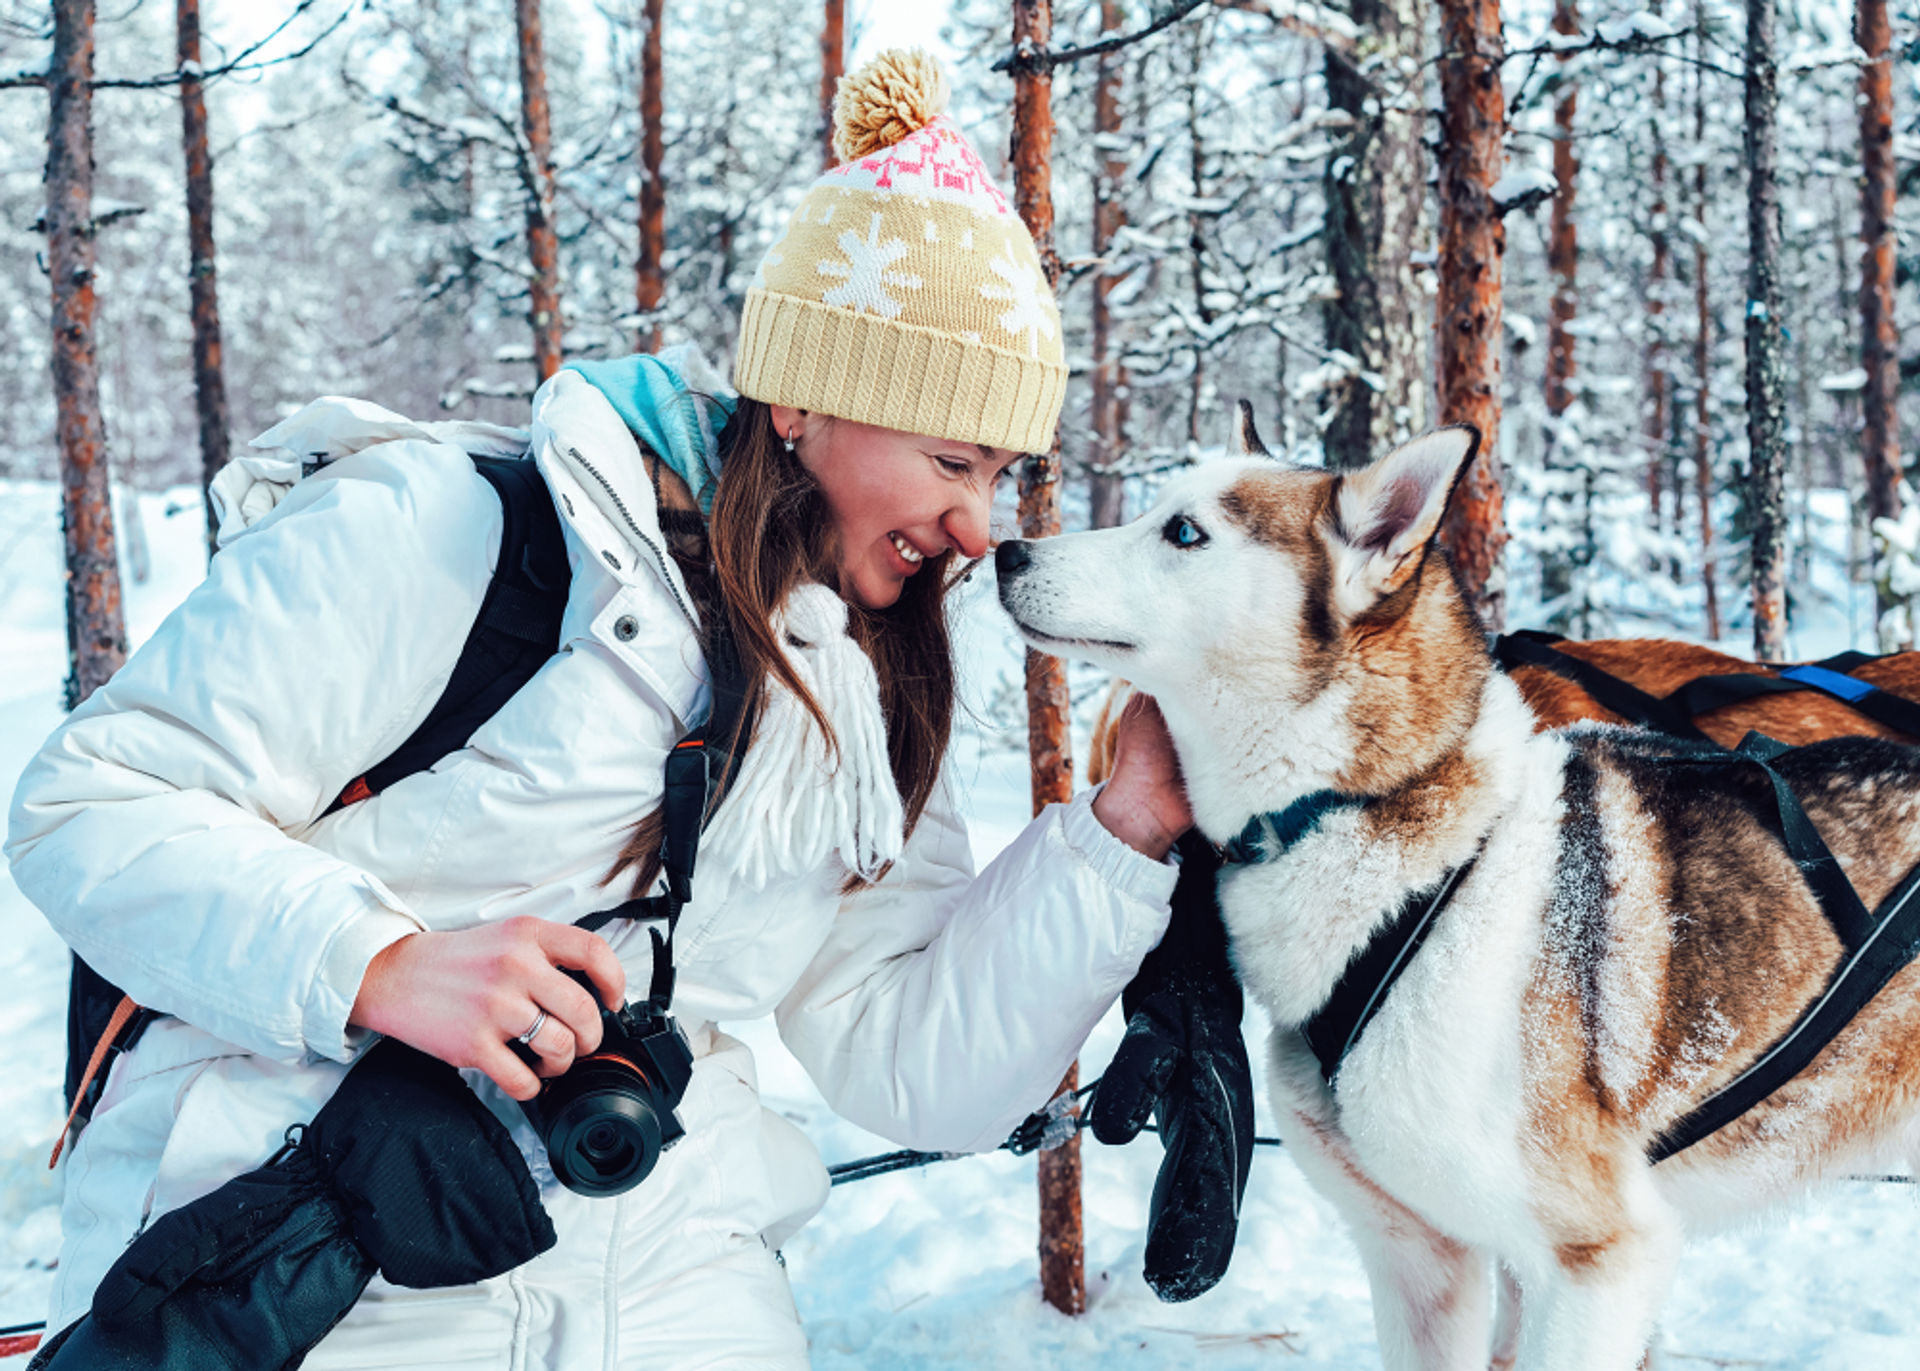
[[1490, 166, 1556, 212], [4, 480, 1920, 1365], [1596, 12, 1679, 44]]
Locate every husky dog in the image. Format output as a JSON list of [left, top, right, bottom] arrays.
[[996, 423, 1920, 1370]]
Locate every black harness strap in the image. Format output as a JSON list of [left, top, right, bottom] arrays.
[[1210, 786, 1483, 1085], [1668, 659, 1920, 742], [1651, 857, 1920, 1162], [1654, 732, 1877, 955], [1301, 854, 1480, 1082], [1493, 630, 1715, 744], [1494, 631, 1920, 743]]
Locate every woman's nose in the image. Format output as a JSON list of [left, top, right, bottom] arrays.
[[943, 486, 992, 561]]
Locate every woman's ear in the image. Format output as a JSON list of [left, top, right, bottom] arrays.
[[767, 405, 808, 446]]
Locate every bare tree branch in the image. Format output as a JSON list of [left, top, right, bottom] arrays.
[[992, 0, 1210, 74], [4, 2, 351, 91], [1212, 0, 1357, 60], [92, 1, 351, 90]]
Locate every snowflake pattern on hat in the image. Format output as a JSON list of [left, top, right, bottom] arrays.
[[733, 48, 1064, 455], [819, 213, 924, 318], [980, 252, 1055, 358]]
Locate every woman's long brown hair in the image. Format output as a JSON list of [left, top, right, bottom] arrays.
[[608, 397, 961, 897]]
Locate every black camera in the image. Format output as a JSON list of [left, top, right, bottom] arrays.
[[513, 971, 695, 1197]]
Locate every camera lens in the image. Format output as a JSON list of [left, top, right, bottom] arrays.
[[536, 1064, 667, 1197]]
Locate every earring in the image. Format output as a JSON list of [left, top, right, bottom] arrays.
[[783, 429, 797, 454]]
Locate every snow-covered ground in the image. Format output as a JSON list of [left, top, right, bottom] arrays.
[[3, 478, 1919, 1368]]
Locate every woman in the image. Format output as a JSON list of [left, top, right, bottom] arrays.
[[6, 50, 1187, 1367]]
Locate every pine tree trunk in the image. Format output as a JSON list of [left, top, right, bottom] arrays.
[[1184, 22, 1210, 447], [1694, 11, 1721, 641], [636, 0, 664, 353], [48, 0, 127, 709], [1647, 5, 1671, 538], [1010, 0, 1082, 1320], [1744, 0, 1788, 661], [819, 0, 844, 170], [1542, 0, 1579, 618], [1321, 0, 1430, 470], [516, 0, 564, 381], [1087, 0, 1128, 529], [1435, 0, 1508, 629], [1857, 0, 1904, 644], [178, 0, 228, 560]]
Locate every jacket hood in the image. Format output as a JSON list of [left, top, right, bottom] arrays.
[[562, 349, 736, 517]]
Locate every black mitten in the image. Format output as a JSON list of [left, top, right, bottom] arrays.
[[34, 1040, 555, 1371], [1089, 833, 1255, 1302]]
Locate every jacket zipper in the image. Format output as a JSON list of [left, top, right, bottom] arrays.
[[564, 444, 699, 632]]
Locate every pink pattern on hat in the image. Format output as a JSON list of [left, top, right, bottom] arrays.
[[824, 116, 1012, 218]]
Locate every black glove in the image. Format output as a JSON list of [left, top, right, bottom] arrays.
[[1089, 833, 1255, 1302], [34, 1040, 556, 1371]]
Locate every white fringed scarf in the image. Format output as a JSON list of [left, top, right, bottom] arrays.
[[697, 583, 905, 890]]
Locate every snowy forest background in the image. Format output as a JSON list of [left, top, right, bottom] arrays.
[[0, 0, 1914, 652], [2, 0, 1920, 1364]]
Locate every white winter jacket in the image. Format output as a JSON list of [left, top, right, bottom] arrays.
[[6, 371, 1177, 1343]]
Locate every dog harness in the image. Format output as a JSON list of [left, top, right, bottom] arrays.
[[1214, 790, 1481, 1088], [1224, 698, 1920, 1165], [1493, 630, 1920, 744]]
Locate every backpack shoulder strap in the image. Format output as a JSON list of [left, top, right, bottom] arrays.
[[342, 453, 570, 804], [62, 454, 572, 1150]]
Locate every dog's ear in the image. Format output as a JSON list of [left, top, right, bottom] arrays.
[[1327, 426, 1479, 618], [1227, 400, 1270, 459]]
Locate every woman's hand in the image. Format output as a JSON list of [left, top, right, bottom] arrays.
[[350, 918, 627, 1101], [1092, 691, 1192, 862]]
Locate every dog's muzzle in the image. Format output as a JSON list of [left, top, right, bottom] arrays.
[[994, 539, 1032, 581]]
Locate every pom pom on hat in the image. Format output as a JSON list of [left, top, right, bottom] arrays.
[[737, 44, 1065, 456], [832, 47, 950, 163]]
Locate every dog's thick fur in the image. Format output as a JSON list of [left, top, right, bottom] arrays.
[[1000, 428, 1920, 1370]]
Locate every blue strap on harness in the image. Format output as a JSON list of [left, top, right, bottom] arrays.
[[1779, 662, 1878, 704], [1217, 790, 1367, 865]]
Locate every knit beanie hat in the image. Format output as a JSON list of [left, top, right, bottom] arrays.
[[732, 48, 1066, 456]]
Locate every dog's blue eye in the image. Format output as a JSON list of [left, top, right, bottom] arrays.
[[1163, 516, 1207, 549]]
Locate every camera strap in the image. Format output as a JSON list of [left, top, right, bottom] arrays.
[[576, 605, 753, 1015]]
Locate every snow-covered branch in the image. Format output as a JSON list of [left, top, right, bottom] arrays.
[[91, 2, 353, 91], [992, 0, 1211, 74]]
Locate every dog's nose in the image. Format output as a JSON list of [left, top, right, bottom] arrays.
[[995, 539, 1031, 578]]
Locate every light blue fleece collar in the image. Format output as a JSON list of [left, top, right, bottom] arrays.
[[563, 354, 737, 516]]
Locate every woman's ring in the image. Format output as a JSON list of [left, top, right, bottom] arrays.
[[516, 1009, 550, 1045]]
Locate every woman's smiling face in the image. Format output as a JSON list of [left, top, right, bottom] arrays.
[[769, 405, 1021, 610]]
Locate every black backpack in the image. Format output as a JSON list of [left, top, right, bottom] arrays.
[[61, 453, 573, 1137]]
